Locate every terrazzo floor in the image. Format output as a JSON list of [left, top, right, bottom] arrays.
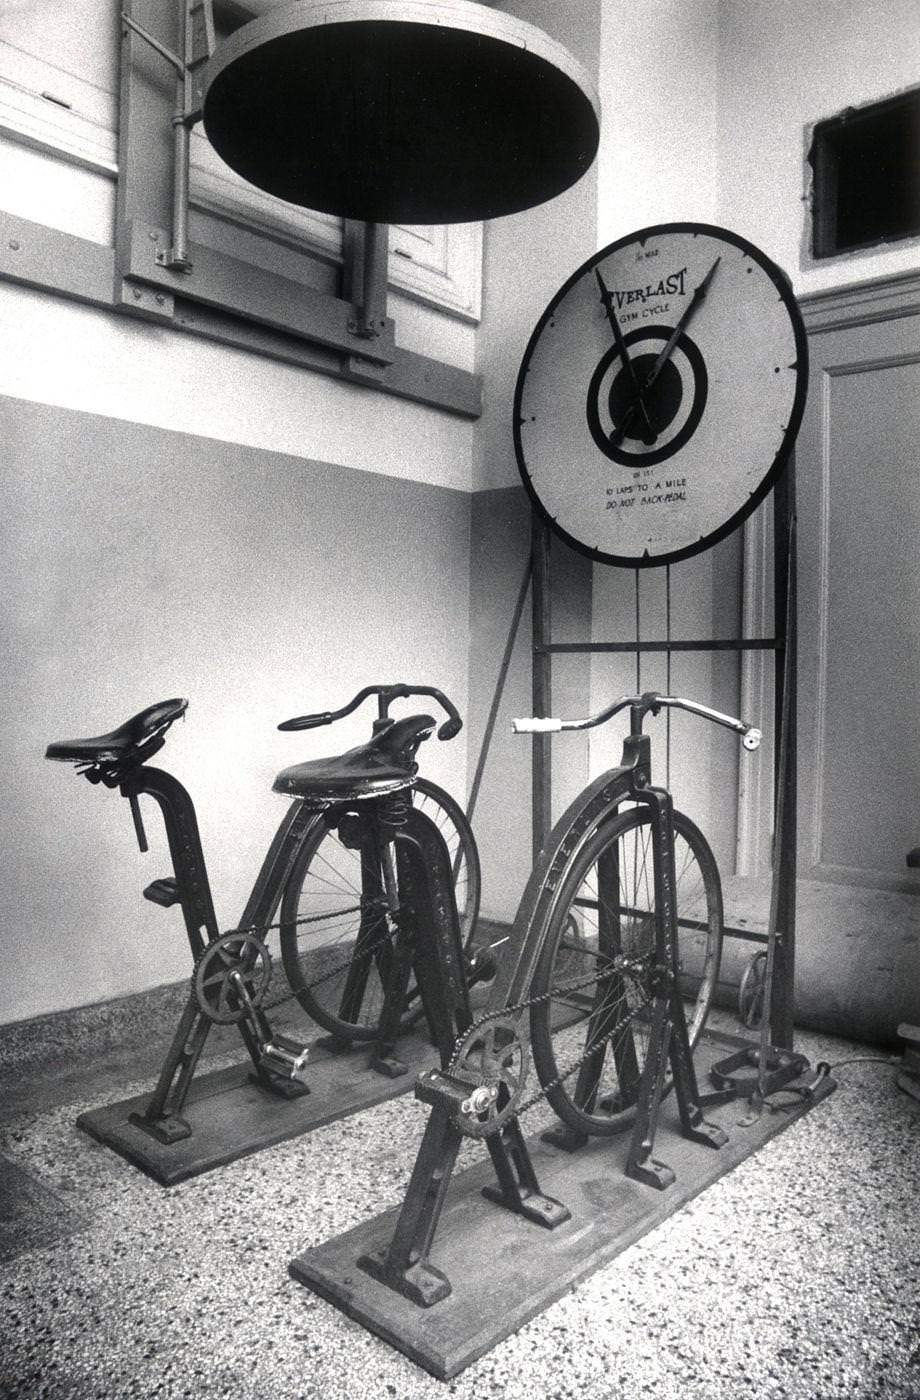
[[0, 1010, 918, 1400]]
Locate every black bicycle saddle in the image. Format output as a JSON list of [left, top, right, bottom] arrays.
[[272, 713, 436, 802], [45, 698, 188, 764]]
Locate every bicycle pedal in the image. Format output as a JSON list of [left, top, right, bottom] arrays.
[[260, 1035, 310, 1081], [143, 877, 180, 907]]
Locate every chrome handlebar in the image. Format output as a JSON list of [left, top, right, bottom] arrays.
[[512, 692, 762, 751]]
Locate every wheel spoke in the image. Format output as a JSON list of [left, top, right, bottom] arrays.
[[529, 805, 722, 1137], [279, 783, 480, 1041]]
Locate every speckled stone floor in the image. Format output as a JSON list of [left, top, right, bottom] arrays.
[[1, 1009, 918, 1400]]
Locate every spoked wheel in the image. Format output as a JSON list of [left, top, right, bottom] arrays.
[[278, 779, 480, 1040], [529, 805, 723, 1137]]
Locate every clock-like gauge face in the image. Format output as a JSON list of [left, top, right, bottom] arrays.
[[513, 223, 808, 566]]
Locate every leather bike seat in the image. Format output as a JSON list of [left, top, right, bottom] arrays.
[[272, 713, 436, 803], [46, 698, 188, 764]]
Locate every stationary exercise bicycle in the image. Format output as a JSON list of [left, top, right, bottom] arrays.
[[46, 684, 480, 1155]]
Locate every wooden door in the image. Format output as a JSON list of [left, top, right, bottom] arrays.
[[794, 273, 920, 1041]]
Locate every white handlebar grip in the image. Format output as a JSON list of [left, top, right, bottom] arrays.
[[742, 728, 762, 751], [512, 717, 563, 733]]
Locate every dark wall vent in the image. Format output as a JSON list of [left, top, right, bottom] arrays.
[[809, 87, 920, 259]]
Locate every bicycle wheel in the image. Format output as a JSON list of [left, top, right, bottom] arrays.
[[278, 779, 479, 1039], [529, 805, 722, 1137]]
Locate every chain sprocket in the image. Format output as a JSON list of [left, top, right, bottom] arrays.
[[443, 951, 655, 1136], [193, 930, 272, 1024], [448, 1014, 530, 1139]]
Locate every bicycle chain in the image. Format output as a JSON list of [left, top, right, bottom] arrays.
[[512, 998, 649, 1119], [191, 899, 396, 1020], [193, 912, 661, 1140], [446, 953, 656, 1134]]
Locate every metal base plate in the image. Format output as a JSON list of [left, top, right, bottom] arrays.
[[289, 1040, 835, 1380], [77, 1031, 438, 1186]]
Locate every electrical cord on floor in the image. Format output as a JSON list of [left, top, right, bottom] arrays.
[[816, 1054, 901, 1071]]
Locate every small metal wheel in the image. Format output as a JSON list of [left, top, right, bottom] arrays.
[[449, 1015, 530, 1139], [738, 950, 768, 1028], [193, 931, 272, 1024]]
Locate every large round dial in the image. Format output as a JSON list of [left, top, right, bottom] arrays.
[[513, 223, 808, 567]]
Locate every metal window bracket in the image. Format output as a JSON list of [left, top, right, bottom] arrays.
[[109, 1, 479, 411], [121, 4, 396, 362], [344, 219, 396, 375], [121, 1, 216, 272]]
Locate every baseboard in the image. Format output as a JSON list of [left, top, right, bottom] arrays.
[[0, 977, 192, 1072]]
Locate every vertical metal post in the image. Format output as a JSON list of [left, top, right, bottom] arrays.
[[770, 456, 797, 1049], [119, 0, 215, 272], [169, 0, 193, 268], [360, 222, 390, 338], [466, 560, 531, 825], [343, 221, 390, 340], [531, 513, 552, 862]]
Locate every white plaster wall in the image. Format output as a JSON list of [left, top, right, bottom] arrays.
[[598, 0, 720, 243], [3, 397, 472, 1023], [716, 0, 920, 295], [6, 0, 920, 1025], [474, 0, 602, 494], [0, 281, 475, 491]]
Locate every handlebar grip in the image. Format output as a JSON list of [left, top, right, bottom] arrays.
[[512, 717, 563, 733], [277, 712, 332, 732], [279, 685, 464, 738], [741, 727, 762, 751]]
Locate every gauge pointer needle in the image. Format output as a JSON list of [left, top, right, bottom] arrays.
[[595, 268, 656, 444], [610, 256, 721, 448]]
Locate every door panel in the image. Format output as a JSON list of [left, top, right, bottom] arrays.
[[798, 295, 920, 893]]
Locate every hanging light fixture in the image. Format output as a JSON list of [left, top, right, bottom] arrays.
[[201, 0, 600, 225]]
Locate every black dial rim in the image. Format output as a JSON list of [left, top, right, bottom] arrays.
[[513, 221, 809, 569]]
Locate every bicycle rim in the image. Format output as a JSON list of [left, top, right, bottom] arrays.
[[278, 780, 479, 1038], [529, 805, 722, 1137]]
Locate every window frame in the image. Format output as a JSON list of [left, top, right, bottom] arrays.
[[804, 84, 920, 267], [0, 1, 483, 416]]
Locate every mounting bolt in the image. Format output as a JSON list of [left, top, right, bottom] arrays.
[[132, 288, 142, 300], [8, 239, 20, 251], [155, 294, 165, 305]]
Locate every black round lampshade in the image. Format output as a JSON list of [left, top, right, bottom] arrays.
[[201, 0, 601, 224]]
